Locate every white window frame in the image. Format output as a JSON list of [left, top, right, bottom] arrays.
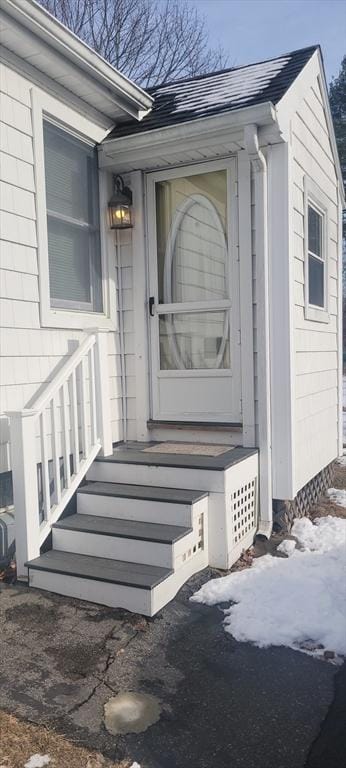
[[31, 88, 117, 330], [303, 175, 329, 323]]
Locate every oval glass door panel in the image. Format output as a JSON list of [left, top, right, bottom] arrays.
[[156, 171, 228, 304], [155, 170, 230, 371]]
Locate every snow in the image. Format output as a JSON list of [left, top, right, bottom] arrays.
[[158, 56, 291, 114], [24, 757, 50, 768], [277, 539, 296, 556], [327, 488, 346, 507], [129, 764, 141, 768], [192, 516, 346, 658]]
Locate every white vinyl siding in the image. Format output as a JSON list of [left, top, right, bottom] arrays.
[[291, 74, 340, 493], [0, 62, 124, 480]]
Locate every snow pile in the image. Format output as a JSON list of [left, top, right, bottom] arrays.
[[24, 756, 50, 768], [327, 487, 346, 507], [192, 516, 346, 658], [277, 539, 296, 556], [292, 515, 346, 550]]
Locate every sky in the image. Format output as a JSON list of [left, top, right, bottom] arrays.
[[195, 0, 346, 83]]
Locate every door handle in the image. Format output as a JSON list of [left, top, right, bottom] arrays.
[[149, 296, 155, 317]]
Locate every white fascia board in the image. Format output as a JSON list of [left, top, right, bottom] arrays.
[[316, 49, 345, 207], [99, 102, 278, 167], [2, 0, 153, 119], [276, 49, 345, 205]]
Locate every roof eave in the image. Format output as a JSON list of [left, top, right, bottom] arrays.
[[101, 101, 278, 153], [2, 0, 153, 119], [315, 49, 345, 206]]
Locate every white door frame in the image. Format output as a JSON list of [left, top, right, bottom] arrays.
[[145, 157, 241, 423]]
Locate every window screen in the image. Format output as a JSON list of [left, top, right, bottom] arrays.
[[307, 204, 324, 309], [43, 121, 102, 312]]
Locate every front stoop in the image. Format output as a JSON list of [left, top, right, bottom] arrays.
[[26, 443, 258, 616]]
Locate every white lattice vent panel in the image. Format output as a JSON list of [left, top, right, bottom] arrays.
[[231, 478, 257, 544], [180, 513, 205, 565]]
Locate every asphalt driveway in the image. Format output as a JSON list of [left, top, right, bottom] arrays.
[[0, 570, 344, 768]]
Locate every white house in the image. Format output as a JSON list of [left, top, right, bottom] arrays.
[[0, 0, 344, 615]]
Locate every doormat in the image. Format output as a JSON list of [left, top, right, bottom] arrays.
[[143, 442, 233, 456]]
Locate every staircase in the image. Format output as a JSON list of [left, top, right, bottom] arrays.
[[27, 477, 208, 616], [25, 444, 258, 616], [7, 330, 259, 617]]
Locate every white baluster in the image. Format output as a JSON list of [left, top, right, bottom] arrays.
[[80, 356, 89, 458], [40, 409, 50, 522], [89, 345, 97, 446], [70, 369, 79, 474], [51, 395, 61, 505], [61, 382, 71, 487]]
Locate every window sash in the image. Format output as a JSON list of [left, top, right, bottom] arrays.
[[43, 120, 102, 313], [308, 253, 325, 308], [307, 202, 325, 309]]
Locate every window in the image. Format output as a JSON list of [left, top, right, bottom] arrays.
[[307, 203, 324, 308], [304, 176, 329, 323], [43, 121, 102, 312]]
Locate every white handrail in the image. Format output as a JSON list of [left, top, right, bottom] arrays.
[[25, 332, 96, 415], [6, 329, 112, 579]]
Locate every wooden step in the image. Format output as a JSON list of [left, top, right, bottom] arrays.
[[87, 448, 257, 493], [77, 482, 208, 526], [26, 550, 171, 588], [94, 445, 252, 471], [53, 513, 191, 543], [52, 512, 196, 568], [26, 549, 207, 617], [78, 481, 207, 504]]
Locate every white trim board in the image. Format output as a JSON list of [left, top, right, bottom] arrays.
[[99, 103, 278, 171], [131, 170, 150, 441], [268, 142, 295, 499], [237, 150, 255, 447]]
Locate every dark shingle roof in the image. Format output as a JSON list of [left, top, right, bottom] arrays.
[[105, 45, 318, 140]]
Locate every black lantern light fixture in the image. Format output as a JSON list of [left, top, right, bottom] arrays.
[[108, 174, 133, 229]]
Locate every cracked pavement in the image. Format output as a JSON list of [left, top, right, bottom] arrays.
[[0, 573, 345, 768]]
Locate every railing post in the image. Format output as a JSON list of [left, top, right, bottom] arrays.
[[93, 329, 113, 456], [6, 410, 40, 580]]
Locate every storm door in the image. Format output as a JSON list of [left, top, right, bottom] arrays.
[[147, 163, 241, 422]]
